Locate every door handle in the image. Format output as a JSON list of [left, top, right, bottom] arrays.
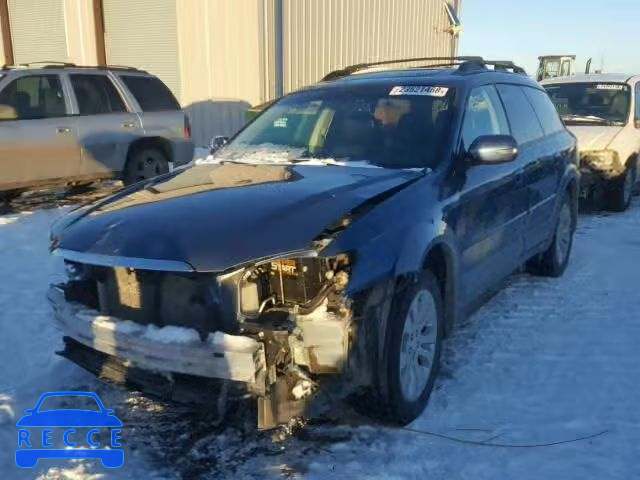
[[56, 126, 72, 134], [121, 122, 136, 129]]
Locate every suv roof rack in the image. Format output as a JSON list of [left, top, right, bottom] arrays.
[[1, 62, 146, 73], [321, 56, 526, 81]]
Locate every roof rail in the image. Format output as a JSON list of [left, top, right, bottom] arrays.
[[1, 62, 145, 73], [322, 56, 526, 81], [457, 59, 527, 74], [322, 56, 484, 81]]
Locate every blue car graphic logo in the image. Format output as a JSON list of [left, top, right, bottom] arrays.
[[16, 391, 123, 468]]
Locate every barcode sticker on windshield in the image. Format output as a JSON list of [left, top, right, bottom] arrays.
[[596, 84, 625, 90], [389, 86, 449, 97]]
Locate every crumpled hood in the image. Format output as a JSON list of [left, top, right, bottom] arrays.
[[52, 163, 422, 272], [567, 125, 623, 151]]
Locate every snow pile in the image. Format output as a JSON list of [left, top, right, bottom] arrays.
[[207, 331, 259, 352], [212, 143, 307, 164], [74, 306, 204, 345], [143, 324, 201, 344], [193, 142, 383, 169]]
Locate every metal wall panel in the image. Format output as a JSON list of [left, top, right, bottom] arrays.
[[8, 0, 67, 64], [63, 0, 98, 66], [103, 0, 181, 98], [176, 0, 264, 146], [281, 0, 456, 93]]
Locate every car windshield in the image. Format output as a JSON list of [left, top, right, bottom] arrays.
[[37, 395, 101, 412], [544, 82, 631, 125], [219, 85, 456, 169]]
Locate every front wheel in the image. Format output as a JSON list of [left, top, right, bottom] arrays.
[[384, 270, 444, 424], [607, 163, 636, 212], [123, 147, 169, 185], [527, 192, 575, 277]]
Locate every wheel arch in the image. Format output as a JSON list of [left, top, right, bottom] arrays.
[[420, 239, 458, 336]]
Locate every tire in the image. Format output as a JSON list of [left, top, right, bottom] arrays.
[[384, 270, 444, 424], [123, 147, 169, 185], [527, 192, 575, 277], [606, 162, 636, 212]]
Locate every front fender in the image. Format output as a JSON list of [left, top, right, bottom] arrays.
[[326, 214, 459, 298]]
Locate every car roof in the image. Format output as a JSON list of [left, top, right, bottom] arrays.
[[303, 67, 541, 92], [542, 73, 640, 85]]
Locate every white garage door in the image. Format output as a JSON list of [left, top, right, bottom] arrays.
[[8, 0, 67, 65], [102, 0, 181, 100]]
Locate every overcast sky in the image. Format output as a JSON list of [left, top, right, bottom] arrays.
[[459, 0, 640, 76]]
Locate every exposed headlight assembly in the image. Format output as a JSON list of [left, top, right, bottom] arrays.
[[580, 150, 623, 174], [238, 252, 350, 317]]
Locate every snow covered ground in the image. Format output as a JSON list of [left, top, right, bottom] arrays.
[[1, 195, 639, 479]]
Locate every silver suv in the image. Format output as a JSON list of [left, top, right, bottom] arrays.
[[0, 64, 194, 199]]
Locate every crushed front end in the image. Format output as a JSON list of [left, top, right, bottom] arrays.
[[50, 251, 354, 429], [579, 149, 626, 196]]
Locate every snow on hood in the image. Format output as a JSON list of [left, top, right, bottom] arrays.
[[193, 143, 382, 169], [566, 125, 623, 152]]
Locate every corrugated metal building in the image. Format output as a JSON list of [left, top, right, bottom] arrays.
[[0, 0, 461, 146]]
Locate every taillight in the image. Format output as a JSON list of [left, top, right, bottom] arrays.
[[183, 115, 191, 139]]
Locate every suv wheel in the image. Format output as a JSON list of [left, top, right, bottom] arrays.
[[607, 162, 636, 212], [123, 147, 169, 185], [527, 192, 575, 277], [384, 270, 443, 424]]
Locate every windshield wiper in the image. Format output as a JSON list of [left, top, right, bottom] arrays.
[[561, 114, 622, 126]]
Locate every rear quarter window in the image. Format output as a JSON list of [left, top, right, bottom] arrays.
[[120, 75, 180, 112], [522, 87, 565, 134], [496, 84, 544, 144]]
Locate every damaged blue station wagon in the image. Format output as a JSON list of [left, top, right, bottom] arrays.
[[48, 57, 579, 429]]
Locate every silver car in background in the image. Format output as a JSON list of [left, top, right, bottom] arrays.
[[0, 63, 194, 199]]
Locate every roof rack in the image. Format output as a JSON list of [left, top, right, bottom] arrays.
[[1, 62, 145, 73], [321, 56, 526, 81]]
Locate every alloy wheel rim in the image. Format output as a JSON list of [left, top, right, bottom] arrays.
[[399, 289, 438, 402], [555, 202, 572, 265]]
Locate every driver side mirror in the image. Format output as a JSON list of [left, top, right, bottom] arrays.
[[468, 135, 519, 165], [209, 135, 229, 154], [0, 104, 18, 121]]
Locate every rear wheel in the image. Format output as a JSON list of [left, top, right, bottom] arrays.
[[527, 192, 574, 277], [606, 162, 636, 212], [123, 147, 169, 185], [384, 270, 444, 424]]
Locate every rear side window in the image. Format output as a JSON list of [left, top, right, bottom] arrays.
[[523, 87, 565, 134], [460, 85, 509, 150], [120, 75, 180, 111], [70, 74, 127, 115], [0, 74, 66, 119], [496, 84, 544, 144]]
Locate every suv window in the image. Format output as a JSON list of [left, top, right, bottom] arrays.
[[70, 74, 127, 115], [523, 87, 565, 134], [0, 74, 66, 119], [119, 75, 180, 111], [496, 84, 544, 144], [461, 85, 509, 150]]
